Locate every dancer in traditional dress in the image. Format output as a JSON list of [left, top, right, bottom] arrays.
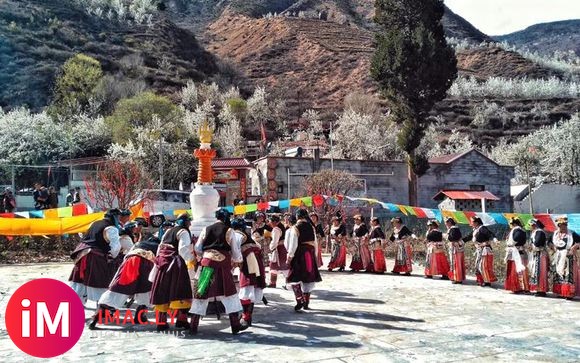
[[445, 218, 465, 284], [252, 212, 270, 265], [233, 218, 266, 327], [286, 209, 322, 311], [69, 208, 124, 305], [109, 215, 138, 280], [368, 217, 387, 273], [350, 215, 371, 272], [551, 217, 580, 299], [189, 209, 247, 334], [528, 219, 549, 296], [150, 213, 194, 331], [424, 220, 450, 279], [310, 212, 325, 267], [90, 235, 161, 329], [463, 216, 497, 287], [267, 214, 288, 288], [390, 217, 413, 275], [504, 217, 530, 294], [328, 216, 347, 271]]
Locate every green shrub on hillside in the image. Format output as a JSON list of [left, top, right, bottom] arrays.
[[49, 53, 103, 119], [105, 91, 183, 144]]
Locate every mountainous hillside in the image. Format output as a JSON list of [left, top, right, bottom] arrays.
[[494, 20, 580, 55], [441, 5, 491, 44], [205, 10, 563, 119], [205, 11, 375, 117], [167, 0, 493, 43], [0, 0, 217, 110]]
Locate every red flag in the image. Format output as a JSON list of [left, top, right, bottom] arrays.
[[260, 122, 267, 144]]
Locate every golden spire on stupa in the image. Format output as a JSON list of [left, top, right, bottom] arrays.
[[199, 119, 213, 144]]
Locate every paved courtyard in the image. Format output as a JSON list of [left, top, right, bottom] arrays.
[[1, 257, 579, 362]]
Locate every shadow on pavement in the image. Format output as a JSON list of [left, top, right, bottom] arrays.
[[313, 289, 386, 305]]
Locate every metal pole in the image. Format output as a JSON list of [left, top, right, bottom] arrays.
[[526, 162, 533, 214], [330, 121, 334, 171], [11, 165, 15, 192], [287, 167, 291, 199], [481, 198, 486, 213], [159, 136, 164, 189]]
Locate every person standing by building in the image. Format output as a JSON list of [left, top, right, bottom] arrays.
[[33, 183, 49, 210], [504, 218, 530, 294], [445, 218, 465, 284], [368, 217, 387, 273], [48, 186, 59, 209], [424, 220, 450, 280], [267, 214, 288, 288], [233, 218, 266, 328], [73, 186, 82, 204], [66, 189, 73, 206], [390, 217, 413, 275], [327, 216, 347, 271], [528, 219, 549, 296], [189, 209, 247, 335], [2, 187, 15, 212], [463, 216, 497, 287], [149, 213, 194, 331], [286, 209, 322, 311], [551, 217, 580, 299]]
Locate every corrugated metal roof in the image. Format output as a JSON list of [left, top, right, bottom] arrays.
[[428, 150, 468, 164], [433, 190, 501, 201], [212, 158, 252, 170]]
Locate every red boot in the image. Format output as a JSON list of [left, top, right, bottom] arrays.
[[175, 309, 189, 329], [268, 273, 277, 288], [156, 311, 168, 332], [229, 312, 248, 335], [303, 293, 311, 310], [291, 284, 304, 311], [189, 314, 200, 335], [240, 299, 252, 327]]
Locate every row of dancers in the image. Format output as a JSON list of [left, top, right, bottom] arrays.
[[325, 214, 580, 299]]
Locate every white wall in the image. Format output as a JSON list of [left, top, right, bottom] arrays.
[[514, 184, 580, 213]]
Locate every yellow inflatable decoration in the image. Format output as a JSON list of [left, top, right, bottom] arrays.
[[0, 204, 143, 236]]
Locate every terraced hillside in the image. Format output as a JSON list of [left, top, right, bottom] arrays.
[[205, 11, 375, 116], [205, 10, 567, 125]]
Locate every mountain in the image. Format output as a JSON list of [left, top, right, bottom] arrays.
[[0, 0, 218, 110], [205, 10, 561, 119], [441, 6, 491, 44], [494, 20, 580, 55]]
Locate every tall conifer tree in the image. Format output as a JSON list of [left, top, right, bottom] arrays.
[[371, 0, 457, 205]]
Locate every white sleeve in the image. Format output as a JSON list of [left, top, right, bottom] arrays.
[[105, 226, 121, 258], [270, 227, 281, 250], [178, 230, 194, 262], [285, 226, 299, 258], [228, 228, 243, 263], [119, 235, 134, 254], [194, 227, 206, 255], [314, 231, 319, 257]]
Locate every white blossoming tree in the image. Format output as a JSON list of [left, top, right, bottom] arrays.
[[215, 105, 246, 157], [330, 109, 404, 161]]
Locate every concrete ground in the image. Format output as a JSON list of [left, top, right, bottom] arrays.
[[0, 257, 579, 362]]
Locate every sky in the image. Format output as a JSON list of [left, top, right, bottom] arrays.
[[444, 0, 580, 35]]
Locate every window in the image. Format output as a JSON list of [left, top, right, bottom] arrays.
[[469, 185, 485, 191]]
